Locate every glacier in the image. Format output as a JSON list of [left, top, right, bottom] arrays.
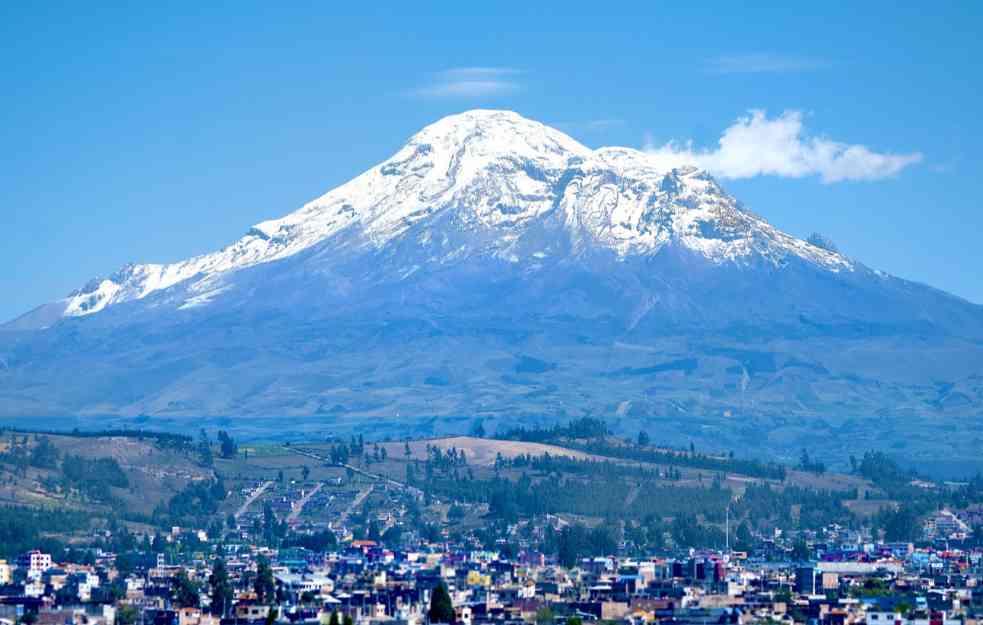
[[24, 110, 852, 323], [2, 110, 983, 472]]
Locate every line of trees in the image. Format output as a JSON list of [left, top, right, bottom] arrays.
[[498, 418, 786, 480]]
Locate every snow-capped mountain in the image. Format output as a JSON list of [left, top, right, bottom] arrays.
[[3, 110, 983, 465], [35, 110, 850, 324]]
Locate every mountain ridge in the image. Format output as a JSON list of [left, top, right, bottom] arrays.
[[2, 111, 983, 474], [9, 110, 858, 329]]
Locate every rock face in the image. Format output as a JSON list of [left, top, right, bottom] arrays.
[[2, 110, 982, 466]]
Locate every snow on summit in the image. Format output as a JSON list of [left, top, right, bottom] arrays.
[[54, 110, 852, 319]]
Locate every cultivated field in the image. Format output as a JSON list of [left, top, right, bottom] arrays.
[[380, 436, 603, 466]]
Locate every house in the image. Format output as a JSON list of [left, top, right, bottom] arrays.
[[176, 607, 220, 625], [235, 605, 273, 622], [17, 552, 53, 576]]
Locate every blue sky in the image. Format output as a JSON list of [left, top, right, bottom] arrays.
[[2, 3, 981, 321]]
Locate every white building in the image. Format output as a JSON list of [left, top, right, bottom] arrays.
[[17, 551, 52, 575]]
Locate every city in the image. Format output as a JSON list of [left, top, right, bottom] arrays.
[[0, 427, 981, 625]]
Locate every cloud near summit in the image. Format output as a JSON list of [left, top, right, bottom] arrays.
[[411, 67, 522, 98], [644, 110, 923, 183]]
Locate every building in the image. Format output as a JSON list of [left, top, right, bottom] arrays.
[[795, 567, 818, 595], [17, 551, 53, 575]]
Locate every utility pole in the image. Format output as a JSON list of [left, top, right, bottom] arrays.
[[725, 504, 730, 555]]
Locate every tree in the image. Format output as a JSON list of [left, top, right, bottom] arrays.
[[404, 442, 412, 458], [287, 529, 337, 552], [343, 614, 353, 625], [117, 605, 140, 625], [208, 519, 224, 542], [566, 617, 582, 625], [173, 570, 200, 608], [197, 430, 213, 467], [735, 521, 754, 551], [535, 607, 554, 625], [218, 431, 238, 459], [382, 524, 403, 545], [428, 581, 455, 623], [208, 558, 233, 616], [302, 466, 311, 481], [877, 504, 920, 541], [791, 539, 811, 562], [447, 504, 466, 522], [254, 556, 276, 604], [115, 552, 139, 579], [368, 520, 382, 541], [636, 431, 650, 447], [328, 612, 340, 625], [557, 525, 586, 568], [29, 436, 60, 469]]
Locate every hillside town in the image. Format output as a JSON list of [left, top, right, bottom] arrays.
[[2, 429, 983, 625], [3, 514, 983, 625]]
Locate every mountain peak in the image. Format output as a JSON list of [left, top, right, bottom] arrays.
[[404, 109, 591, 167], [414, 109, 570, 138], [413, 108, 530, 130], [12, 111, 855, 325]]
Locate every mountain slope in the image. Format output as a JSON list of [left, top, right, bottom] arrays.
[[2, 110, 983, 469], [12, 110, 854, 326]]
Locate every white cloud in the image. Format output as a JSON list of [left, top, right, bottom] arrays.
[[411, 67, 522, 98], [707, 53, 830, 74], [644, 110, 923, 183]]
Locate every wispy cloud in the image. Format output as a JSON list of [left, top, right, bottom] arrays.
[[707, 53, 830, 74], [410, 67, 523, 98], [583, 118, 625, 130], [644, 110, 922, 183]]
